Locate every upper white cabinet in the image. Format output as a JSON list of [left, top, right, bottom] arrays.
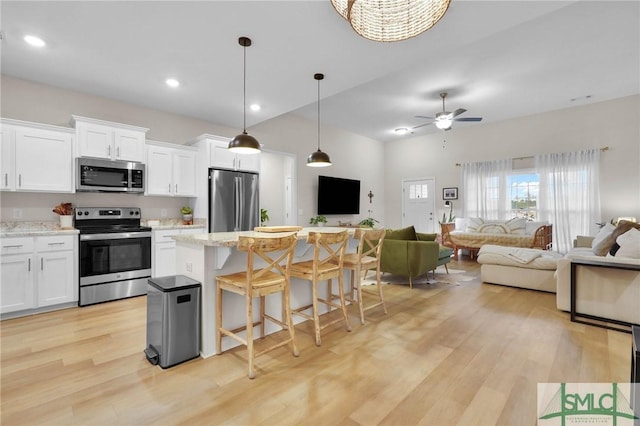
[[146, 141, 197, 197], [190, 134, 260, 172], [1, 118, 74, 193], [71, 115, 148, 162]]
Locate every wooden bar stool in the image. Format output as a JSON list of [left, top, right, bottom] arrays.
[[290, 230, 351, 346], [216, 233, 299, 379], [341, 228, 387, 324]]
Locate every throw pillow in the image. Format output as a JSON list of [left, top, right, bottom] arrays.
[[592, 220, 640, 256], [385, 225, 417, 241], [590, 222, 616, 255], [477, 221, 509, 234], [466, 217, 484, 232], [613, 228, 640, 259], [505, 217, 526, 234], [416, 232, 437, 241]]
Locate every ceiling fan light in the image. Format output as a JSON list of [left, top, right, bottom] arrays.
[[228, 131, 261, 154], [307, 150, 332, 167], [435, 118, 452, 130]]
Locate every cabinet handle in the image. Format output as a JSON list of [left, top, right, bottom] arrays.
[[4, 173, 7, 187], [175, 184, 178, 193], [47, 242, 65, 246], [18, 174, 22, 187], [28, 258, 31, 272], [168, 184, 171, 193], [3, 244, 23, 249], [107, 145, 111, 157], [117, 146, 120, 157], [41, 258, 44, 271], [238, 159, 241, 169]]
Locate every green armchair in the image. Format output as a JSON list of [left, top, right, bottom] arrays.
[[380, 226, 453, 289]]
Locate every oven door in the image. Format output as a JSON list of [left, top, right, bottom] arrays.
[[79, 232, 151, 285]]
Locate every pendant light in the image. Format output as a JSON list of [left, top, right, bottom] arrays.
[[228, 36, 261, 154], [307, 73, 332, 167]]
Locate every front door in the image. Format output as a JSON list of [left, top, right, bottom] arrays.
[[402, 178, 436, 233]]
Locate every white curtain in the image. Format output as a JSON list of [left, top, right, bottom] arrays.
[[535, 148, 601, 253], [461, 158, 512, 219]]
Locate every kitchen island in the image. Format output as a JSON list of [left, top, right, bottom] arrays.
[[173, 227, 356, 358]]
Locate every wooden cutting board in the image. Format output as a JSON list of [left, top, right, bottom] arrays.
[[254, 226, 303, 233]]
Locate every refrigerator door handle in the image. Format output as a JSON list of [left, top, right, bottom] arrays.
[[234, 176, 241, 231]]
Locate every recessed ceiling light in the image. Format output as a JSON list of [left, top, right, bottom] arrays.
[[250, 104, 261, 112], [24, 35, 45, 47], [394, 128, 408, 135], [165, 78, 180, 88]]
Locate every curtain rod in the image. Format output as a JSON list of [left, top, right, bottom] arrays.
[[455, 146, 609, 166]]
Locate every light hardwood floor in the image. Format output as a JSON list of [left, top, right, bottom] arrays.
[[0, 259, 632, 425]]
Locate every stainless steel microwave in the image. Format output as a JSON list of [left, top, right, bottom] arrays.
[[76, 157, 145, 193]]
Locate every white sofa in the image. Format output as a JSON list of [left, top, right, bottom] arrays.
[[555, 235, 640, 325], [478, 222, 640, 326], [477, 244, 562, 293]]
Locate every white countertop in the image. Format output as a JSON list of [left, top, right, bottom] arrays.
[[1, 221, 79, 237], [173, 227, 355, 247]]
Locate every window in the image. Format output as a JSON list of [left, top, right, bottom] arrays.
[[408, 183, 428, 199], [507, 172, 539, 220]]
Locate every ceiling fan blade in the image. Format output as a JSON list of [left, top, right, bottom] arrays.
[[411, 122, 434, 129], [451, 108, 467, 118], [414, 115, 434, 120], [454, 117, 483, 122]]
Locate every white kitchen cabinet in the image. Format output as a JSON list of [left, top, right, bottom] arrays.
[[1, 235, 77, 315], [1, 237, 35, 313], [71, 115, 148, 162], [152, 227, 205, 277], [35, 236, 76, 307], [189, 135, 260, 172], [210, 139, 260, 172], [1, 119, 74, 193], [146, 141, 197, 197]]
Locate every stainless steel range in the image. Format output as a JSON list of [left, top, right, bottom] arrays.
[[75, 207, 151, 306]]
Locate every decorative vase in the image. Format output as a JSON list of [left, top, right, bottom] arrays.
[[182, 214, 193, 225], [59, 215, 73, 229]]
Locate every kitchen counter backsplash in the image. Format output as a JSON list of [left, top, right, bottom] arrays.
[[142, 218, 206, 230], [1, 221, 79, 237]]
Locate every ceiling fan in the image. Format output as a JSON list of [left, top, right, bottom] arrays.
[[413, 92, 483, 131]]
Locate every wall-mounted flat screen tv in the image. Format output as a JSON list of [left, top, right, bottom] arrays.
[[317, 175, 360, 215]]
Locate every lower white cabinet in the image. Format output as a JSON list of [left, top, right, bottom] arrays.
[[1, 235, 77, 315], [152, 228, 205, 278]]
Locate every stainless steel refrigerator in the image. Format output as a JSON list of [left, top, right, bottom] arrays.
[[208, 168, 259, 232]]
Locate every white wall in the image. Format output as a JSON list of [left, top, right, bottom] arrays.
[[383, 95, 640, 229], [249, 113, 386, 226]]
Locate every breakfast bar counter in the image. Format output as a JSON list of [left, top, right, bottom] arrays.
[[173, 227, 355, 358]]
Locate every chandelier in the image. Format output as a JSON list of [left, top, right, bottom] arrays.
[[330, 0, 451, 42]]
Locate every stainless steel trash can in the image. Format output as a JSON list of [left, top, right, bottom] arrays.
[[144, 275, 201, 368]]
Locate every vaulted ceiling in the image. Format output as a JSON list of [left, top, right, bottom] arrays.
[[2, 1, 638, 142]]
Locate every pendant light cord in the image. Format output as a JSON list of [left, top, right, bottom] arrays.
[[243, 43, 247, 133], [317, 77, 321, 151]]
